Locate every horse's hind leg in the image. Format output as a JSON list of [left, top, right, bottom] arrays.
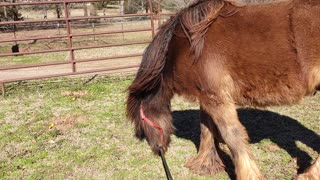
[[201, 98, 264, 180], [297, 155, 320, 180], [185, 107, 225, 175]]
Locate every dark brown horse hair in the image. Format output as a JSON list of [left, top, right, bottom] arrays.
[[126, 0, 240, 151], [128, 0, 239, 95]]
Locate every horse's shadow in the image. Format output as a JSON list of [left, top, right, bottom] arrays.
[[172, 109, 320, 178]]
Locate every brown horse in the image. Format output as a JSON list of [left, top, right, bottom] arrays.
[[126, 0, 320, 179]]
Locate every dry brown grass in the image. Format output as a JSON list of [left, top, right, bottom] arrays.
[[51, 114, 86, 134], [61, 90, 89, 97]]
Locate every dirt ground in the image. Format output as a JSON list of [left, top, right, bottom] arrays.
[[0, 57, 141, 82]]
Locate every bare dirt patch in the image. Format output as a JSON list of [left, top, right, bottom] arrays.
[[50, 115, 86, 134], [61, 90, 89, 97]]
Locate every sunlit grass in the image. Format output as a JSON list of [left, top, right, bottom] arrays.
[[0, 75, 319, 179]]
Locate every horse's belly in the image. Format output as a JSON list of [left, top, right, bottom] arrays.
[[232, 71, 306, 107]]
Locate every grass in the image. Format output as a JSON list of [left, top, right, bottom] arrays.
[[0, 75, 319, 179]]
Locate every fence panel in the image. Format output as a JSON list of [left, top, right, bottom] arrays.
[[0, 0, 157, 96]]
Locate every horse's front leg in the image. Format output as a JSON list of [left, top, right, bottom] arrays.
[[185, 107, 225, 175], [296, 156, 320, 180], [201, 95, 264, 180]]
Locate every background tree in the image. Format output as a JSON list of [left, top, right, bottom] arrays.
[[93, 1, 110, 10], [54, 4, 62, 19], [124, 0, 138, 14], [0, 0, 23, 22], [162, 0, 191, 10]]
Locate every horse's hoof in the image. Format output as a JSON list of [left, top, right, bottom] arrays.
[[185, 155, 225, 176]]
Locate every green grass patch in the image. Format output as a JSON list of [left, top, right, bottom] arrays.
[[0, 75, 319, 179]]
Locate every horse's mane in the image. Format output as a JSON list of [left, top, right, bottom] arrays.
[[176, 0, 241, 61]]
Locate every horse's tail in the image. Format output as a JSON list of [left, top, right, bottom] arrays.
[[126, 17, 179, 154]]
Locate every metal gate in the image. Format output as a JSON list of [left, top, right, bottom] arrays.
[[0, 0, 161, 96]]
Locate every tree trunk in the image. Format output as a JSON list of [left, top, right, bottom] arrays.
[[55, 4, 61, 18], [120, 0, 124, 15], [83, 2, 88, 16], [4, 6, 7, 20], [43, 5, 47, 19], [89, 3, 97, 16], [124, 0, 138, 14]]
